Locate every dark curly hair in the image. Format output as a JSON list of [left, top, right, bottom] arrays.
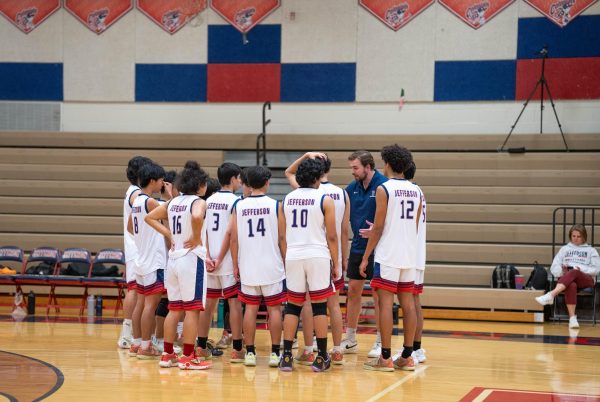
[[246, 165, 272, 189], [296, 158, 324, 188], [201, 178, 222, 201], [381, 144, 413, 175], [240, 167, 249, 186], [126, 156, 152, 185], [177, 160, 209, 195], [138, 163, 166, 188], [318, 154, 331, 174], [404, 161, 416, 181]]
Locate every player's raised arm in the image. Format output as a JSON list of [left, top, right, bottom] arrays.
[[285, 152, 327, 189]]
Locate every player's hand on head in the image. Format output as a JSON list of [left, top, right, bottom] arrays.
[[306, 152, 327, 161]]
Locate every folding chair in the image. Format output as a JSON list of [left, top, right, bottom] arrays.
[[552, 273, 599, 326], [13, 247, 60, 308], [47, 248, 92, 316], [0, 246, 24, 307], [81, 248, 126, 317]]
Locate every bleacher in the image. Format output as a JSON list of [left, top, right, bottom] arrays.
[[1, 131, 599, 321]]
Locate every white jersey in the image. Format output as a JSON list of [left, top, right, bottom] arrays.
[[414, 183, 426, 270], [284, 188, 330, 261], [319, 182, 346, 266], [205, 191, 239, 276], [123, 185, 140, 263], [130, 194, 167, 275], [375, 179, 422, 269], [235, 195, 285, 286], [167, 194, 206, 260]]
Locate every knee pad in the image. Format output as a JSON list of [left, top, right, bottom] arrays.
[[311, 302, 327, 317], [155, 297, 169, 317], [284, 303, 303, 317]]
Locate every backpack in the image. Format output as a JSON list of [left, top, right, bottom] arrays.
[[491, 264, 520, 288], [61, 262, 90, 276], [25, 261, 55, 275], [526, 261, 549, 290], [91, 263, 120, 277]]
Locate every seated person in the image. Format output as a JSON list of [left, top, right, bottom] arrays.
[[535, 224, 600, 328]]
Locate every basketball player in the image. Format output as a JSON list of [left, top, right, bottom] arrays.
[[231, 165, 286, 368], [343, 151, 388, 358], [145, 161, 211, 370], [153, 170, 178, 353], [284, 152, 349, 365], [360, 145, 421, 372], [197, 163, 244, 364], [118, 156, 152, 349], [280, 158, 339, 372], [127, 163, 167, 359]]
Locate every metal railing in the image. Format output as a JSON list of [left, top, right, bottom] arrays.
[[552, 207, 598, 258], [256, 101, 271, 166]]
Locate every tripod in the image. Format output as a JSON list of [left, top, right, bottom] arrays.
[[499, 46, 568, 152]]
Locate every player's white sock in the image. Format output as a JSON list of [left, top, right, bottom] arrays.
[[304, 346, 313, 354], [133, 338, 142, 346], [333, 346, 342, 353], [376, 331, 381, 344], [346, 327, 357, 342], [141, 340, 151, 349]]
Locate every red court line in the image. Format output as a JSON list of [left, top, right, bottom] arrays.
[[460, 387, 600, 402]]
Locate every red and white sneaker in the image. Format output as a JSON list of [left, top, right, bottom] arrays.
[[178, 354, 212, 370], [128, 343, 140, 357], [159, 352, 179, 368], [137, 344, 161, 360], [393, 355, 416, 371], [331, 350, 344, 365], [230, 348, 246, 363]]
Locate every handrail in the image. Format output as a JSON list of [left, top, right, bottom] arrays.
[[256, 101, 271, 166]]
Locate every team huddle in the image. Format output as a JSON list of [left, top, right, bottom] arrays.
[[116, 144, 427, 373]]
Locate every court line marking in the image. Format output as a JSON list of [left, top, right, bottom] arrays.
[[365, 365, 428, 402], [472, 389, 493, 402]]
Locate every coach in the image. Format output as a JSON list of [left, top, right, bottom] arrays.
[[341, 150, 388, 358]]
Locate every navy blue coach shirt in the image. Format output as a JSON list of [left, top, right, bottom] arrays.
[[346, 170, 388, 254]]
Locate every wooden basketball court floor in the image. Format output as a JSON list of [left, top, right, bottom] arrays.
[[1, 314, 599, 402]]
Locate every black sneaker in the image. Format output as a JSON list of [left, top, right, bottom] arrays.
[[279, 353, 294, 372], [311, 354, 331, 372]]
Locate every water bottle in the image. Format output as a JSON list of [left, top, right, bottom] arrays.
[[95, 295, 103, 317], [87, 294, 95, 317], [27, 291, 36, 315]]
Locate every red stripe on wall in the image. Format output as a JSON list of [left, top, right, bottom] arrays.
[[516, 57, 600, 100], [207, 64, 281, 102]]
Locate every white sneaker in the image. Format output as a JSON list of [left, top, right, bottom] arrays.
[[569, 316, 580, 329], [244, 352, 257, 366], [535, 292, 554, 306], [414, 348, 426, 363], [312, 336, 318, 352], [368, 342, 382, 358], [269, 353, 279, 367], [173, 344, 182, 355], [117, 335, 132, 349], [340, 337, 358, 354], [153, 338, 164, 354]]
